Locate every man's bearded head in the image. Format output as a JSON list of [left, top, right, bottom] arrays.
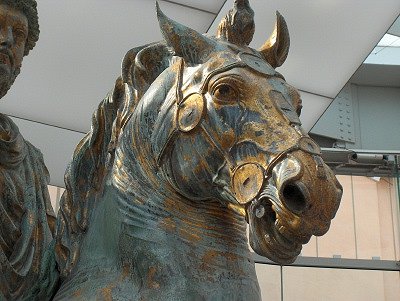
[[0, 0, 39, 98]]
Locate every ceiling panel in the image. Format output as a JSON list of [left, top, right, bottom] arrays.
[[208, 0, 400, 99], [165, 0, 225, 14], [1, 0, 215, 133], [9, 117, 84, 187]]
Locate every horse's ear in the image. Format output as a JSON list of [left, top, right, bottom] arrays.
[[156, 2, 220, 64], [259, 11, 290, 68]]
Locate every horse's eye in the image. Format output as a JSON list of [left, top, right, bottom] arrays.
[[212, 84, 238, 102]]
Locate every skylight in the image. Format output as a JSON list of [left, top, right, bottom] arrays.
[[377, 33, 400, 47]]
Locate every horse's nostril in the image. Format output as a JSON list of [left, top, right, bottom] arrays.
[[282, 183, 307, 213]]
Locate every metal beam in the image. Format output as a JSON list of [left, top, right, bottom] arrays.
[[253, 254, 400, 271]]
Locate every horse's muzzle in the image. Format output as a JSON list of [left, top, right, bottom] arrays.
[[248, 152, 342, 264]]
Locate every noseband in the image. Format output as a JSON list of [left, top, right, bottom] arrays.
[[231, 135, 322, 206]]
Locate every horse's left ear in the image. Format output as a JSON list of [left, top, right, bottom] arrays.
[[156, 2, 221, 64], [259, 11, 290, 68]]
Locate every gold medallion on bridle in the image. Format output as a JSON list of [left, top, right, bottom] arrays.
[[177, 93, 205, 132], [232, 163, 265, 205]]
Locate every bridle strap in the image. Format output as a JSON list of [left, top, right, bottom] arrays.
[[175, 57, 185, 105], [263, 136, 321, 181], [173, 58, 242, 169]]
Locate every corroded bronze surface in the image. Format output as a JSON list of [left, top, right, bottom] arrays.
[[4, 0, 340, 300], [0, 1, 58, 301]]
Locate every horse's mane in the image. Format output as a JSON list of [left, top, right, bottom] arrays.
[[54, 42, 173, 279]]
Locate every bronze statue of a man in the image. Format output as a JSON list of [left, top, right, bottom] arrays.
[[0, 1, 58, 300]]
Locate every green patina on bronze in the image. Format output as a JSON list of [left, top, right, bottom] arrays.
[[1, 1, 343, 300], [0, 1, 58, 300]]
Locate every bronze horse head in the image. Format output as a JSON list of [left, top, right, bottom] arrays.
[[53, 1, 342, 299], [153, 3, 342, 264]]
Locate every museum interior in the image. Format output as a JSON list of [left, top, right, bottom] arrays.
[[1, 0, 399, 300]]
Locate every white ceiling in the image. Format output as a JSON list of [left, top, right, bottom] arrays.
[[0, 0, 399, 187]]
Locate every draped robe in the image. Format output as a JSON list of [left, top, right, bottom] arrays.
[[0, 113, 58, 301]]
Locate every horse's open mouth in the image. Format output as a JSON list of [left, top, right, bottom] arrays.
[[248, 197, 302, 264]]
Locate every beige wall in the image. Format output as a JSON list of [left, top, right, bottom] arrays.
[[302, 176, 400, 261]]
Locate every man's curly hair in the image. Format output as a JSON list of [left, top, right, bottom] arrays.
[[1, 0, 39, 55]]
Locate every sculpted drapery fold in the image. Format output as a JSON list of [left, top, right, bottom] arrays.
[[0, 114, 58, 301]]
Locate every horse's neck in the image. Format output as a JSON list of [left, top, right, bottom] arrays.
[[58, 127, 259, 300], [107, 120, 251, 258], [118, 186, 249, 251], [57, 184, 260, 300], [74, 181, 252, 283], [71, 104, 253, 284], [76, 152, 251, 260]]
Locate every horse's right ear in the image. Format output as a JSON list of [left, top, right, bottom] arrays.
[[259, 11, 290, 68], [156, 2, 221, 64]]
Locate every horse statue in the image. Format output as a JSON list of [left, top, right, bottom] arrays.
[[51, 1, 342, 300]]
